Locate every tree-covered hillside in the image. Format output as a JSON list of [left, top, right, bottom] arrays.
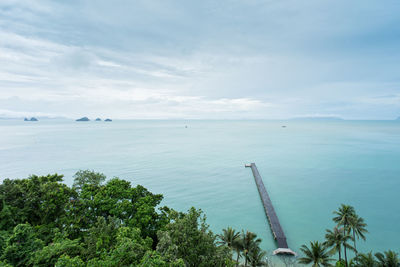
[[0, 171, 398, 267], [0, 171, 265, 267]]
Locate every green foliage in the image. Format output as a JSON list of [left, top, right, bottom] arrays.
[[106, 226, 152, 266], [333, 204, 356, 227], [72, 170, 106, 192], [55, 255, 85, 267], [348, 214, 368, 252], [0, 231, 10, 258], [247, 246, 268, 267], [157, 207, 231, 266], [83, 216, 120, 260], [299, 204, 400, 267], [32, 237, 83, 267], [0, 174, 73, 236], [0, 201, 15, 231], [375, 250, 400, 267], [67, 177, 167, 243], [0, 260, 12, 267], [350, 252, 376, 267], [298, 241, 334, 267], [299, 204, 377, 267], [138, 251, 187, 267], [0, 171, 267, 266], [324, 227, 353, 262], [239, 230, 262, 267], [1, 171, 244, 266], [0, 172, 172, 266], [217, 227, 245, 266], [7, 173, 394, 267], [1, 224, 44, 267], [139, 251, 169, 266], [217, 227, 241, 250]]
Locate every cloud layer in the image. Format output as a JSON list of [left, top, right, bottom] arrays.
[[1, 0, 399, 119]]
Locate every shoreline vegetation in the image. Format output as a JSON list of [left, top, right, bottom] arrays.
[[0, 171, 398, 267]]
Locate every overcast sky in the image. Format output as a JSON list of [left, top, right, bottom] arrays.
[[0, 0, 399, 119]]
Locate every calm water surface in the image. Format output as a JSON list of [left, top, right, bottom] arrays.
[[0, 120, 399, 257]]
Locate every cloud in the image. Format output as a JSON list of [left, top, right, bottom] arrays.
[[0, 108, 61, 119], [0, 1, 400, 119], [291, 113, 343, 119], [358, 94, 400, 106]]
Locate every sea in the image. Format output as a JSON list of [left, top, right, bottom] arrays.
[[0, 119, 399, 260]]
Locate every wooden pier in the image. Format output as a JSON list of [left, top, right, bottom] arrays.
[[245, 163, 296, 256]]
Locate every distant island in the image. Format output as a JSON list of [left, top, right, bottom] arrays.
[[76, 117, 90, 122], [75, 117, 111, 122], [24, 117, 38, 121]]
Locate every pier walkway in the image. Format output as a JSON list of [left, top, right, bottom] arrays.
[[245, 163, 296, 256]]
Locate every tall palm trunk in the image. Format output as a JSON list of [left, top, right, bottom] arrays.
[[244, 251, 248, 267], [338, 245, 342, 262], [236, 249, 240, 267], [344, 222, 348, 267]]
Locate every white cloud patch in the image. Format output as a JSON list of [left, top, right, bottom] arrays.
[[358, 94, 400, 106], [0, 108, 62, 119]]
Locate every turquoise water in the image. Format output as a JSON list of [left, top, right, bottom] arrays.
[[0, 120, 399, 257]]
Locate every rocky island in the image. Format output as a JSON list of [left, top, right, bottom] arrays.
[[105, 118, 112, 122], [76, 117, 90, 122], [24, 117, 38, 121], [95, 118, 102, 121]]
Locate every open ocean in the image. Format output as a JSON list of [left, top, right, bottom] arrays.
[[1, 119, 399, 258]]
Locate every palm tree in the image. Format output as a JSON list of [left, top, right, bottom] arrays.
[[343, 237, 356, 267], [333, 204, 356, 266], [324, 227, 346, 261], [247, 246, 268, 267], [333, 204, 355, 229], [217, 227, 242, 266], [375, 250, 400, 267], [351, 252, 377, 267], [233, 238, 244, 266], [217, 227, 241, 249], [298, 241, 334, 267], [347, 214, 368, 253], [241, 230, 262, 267]]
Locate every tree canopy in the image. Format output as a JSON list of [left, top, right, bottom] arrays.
[[0, 171, 255, 266]]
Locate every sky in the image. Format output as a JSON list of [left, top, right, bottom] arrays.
[[0, 0, 399, 120]]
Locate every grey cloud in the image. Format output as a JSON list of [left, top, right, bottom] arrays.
[[0, 0, 400, 119]]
